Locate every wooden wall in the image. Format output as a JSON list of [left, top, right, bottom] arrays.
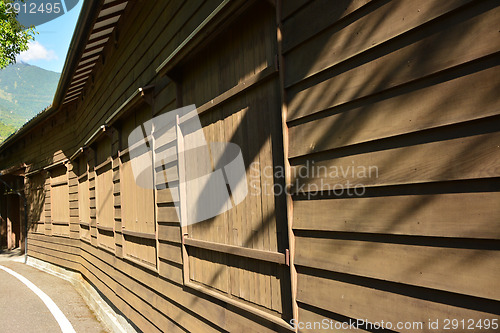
[[23, 1, 292, 332], [282, 0, 500, 331], [1, 0, 498, 332]]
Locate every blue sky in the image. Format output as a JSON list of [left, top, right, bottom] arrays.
[[16, 1, 83, 73]]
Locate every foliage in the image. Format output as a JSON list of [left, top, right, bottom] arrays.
[[0, 0, 36, 69], [0, 119, 15, 141]]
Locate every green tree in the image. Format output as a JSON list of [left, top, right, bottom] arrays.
[[0, 0, 36, 69]]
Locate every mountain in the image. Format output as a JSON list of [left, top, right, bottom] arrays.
[[0, 63, 60, 141], [0, 121, 16, 142]]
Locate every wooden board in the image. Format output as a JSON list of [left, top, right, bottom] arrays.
[[295, 236, 500, 301], [286, 0, 500, 120], [296, 271, 500, 333], [288, 60, 500, 157], [293, 191, 500, 239], [290, 129, 500, 190]]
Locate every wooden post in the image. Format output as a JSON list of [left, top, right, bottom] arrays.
[[276, 0, 298, 328], [176, 114, 190, 285], [6, 195, 11, 249]]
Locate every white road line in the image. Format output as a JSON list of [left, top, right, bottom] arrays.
[[0, 264, 76, 333]]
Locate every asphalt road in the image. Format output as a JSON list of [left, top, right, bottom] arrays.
[[0, 251, 106, 333]]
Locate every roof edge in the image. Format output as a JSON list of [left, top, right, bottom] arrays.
[[0, 0, 100, 153], [53, 0, 102, 109]]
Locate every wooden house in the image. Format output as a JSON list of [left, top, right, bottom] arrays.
[[0, 0, 499, 331]]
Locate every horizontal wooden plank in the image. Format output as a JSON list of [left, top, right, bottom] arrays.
[[97, 225, 114, 232], [28, 234, 80, 249], [157, 206, 179, 222], [288, 60, 500, 157], [28, 244, 79, 263], [78, 240, 227, 330], [290, 130, 500, 191], [284, 0, 473, 79], [158, 224, 181, 243], [80, 243, 224, 332], [158, 241, 182, 264], [122, 229, 156, 240], [79, 252, 176, 333], [283, 0, 371, 52], [28, 249, 80, 272], [158, 260, 183, 285], [78, 264, 163, 333], [293, 191, 500, 239], [287, 1, 500, 120], [154, 164, 179, 183], [156, 188, 176, 204], [51, 221, 70, 226], [295, 236, 500, 301], [297, 272, 500, 333], [184, 237, 286, 265]]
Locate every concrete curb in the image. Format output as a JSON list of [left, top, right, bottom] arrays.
[[26, 256, 136, 333]]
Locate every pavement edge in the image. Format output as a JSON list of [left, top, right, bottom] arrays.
[[26, 256, 137, 333]]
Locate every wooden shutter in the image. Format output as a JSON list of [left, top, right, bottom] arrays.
[[120, 107, 157, 268], [50, 166, 69, 236], [162, 2, 290, 318], [28, 173, 45, 234]]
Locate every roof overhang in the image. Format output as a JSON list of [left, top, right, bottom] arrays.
[[0, 0, 129, 154]]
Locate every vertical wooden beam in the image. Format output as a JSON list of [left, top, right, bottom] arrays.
[[176, 114, 190, 285], [276, 0, 298, 328], [150, 96, 160, 272], [111, 127, 122, 257]]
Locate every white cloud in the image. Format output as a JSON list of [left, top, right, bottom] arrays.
[[17, 41, 58, 62]]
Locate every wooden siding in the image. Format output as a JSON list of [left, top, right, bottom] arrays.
[[282, 0, 500, 331], [21, 1, 293, 332], [119, 106, 156, 269], [27, 173, 45, 234], [50, 166, 70, 237], [0, 0, 495, 332], [174, 1, 290, 317]]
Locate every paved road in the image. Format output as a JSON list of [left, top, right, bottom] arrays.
[[0, 250, 107, 333]]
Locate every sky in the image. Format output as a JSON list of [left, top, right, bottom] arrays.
[[16, 1, 83, 73]]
